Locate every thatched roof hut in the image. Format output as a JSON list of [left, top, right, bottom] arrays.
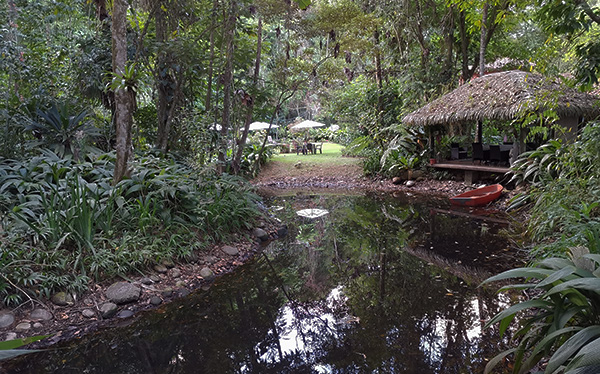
[[402, 70, 600, 127]]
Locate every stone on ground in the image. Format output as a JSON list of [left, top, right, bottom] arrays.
[[150, 296, 162, 305], [15, 322, 30, 332], [221, 245, 239, 256], [253, 228, 269, 242], [154, 264, 168, 274], [0, 311, 15, 328], [199, 267, 215, 280], [105, 282, 141, 304], [82, 309, 96, 318], [30, 309, 53, 321], [99, 302, 118, 318], [51, 292, 74, 306], [117, 310, 134, 319]]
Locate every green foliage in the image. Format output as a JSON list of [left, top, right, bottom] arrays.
[[380, 127, 427, 177], [25, 102, 101, 160], [507, 123, 600, 252], [483, 246, 600, 374], [360, 150, 382, 177], [197, 172, 260, 242], [0, 150, 261, 306], [0, 334, 49, 361], [509, 139, 565, 187], [536, 1, 600, 87], [570, 26, 600, 89]]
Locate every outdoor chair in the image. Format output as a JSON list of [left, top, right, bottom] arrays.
[[489, 145, 501, 165], [472, 143, 484, 164], [450, 143, 468, 160], [293, 141, 305, 155], [313, 142, 323, 154]]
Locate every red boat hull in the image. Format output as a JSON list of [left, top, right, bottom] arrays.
[[449, 184, 504, 207]]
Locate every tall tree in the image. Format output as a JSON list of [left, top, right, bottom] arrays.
[[155, 2, 174, 152], [112, 0, 134, 183], [232, 17, 263, 174], [217, 0, 237, 174], [479, 1, 489, 76]]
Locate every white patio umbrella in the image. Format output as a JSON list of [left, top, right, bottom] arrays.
[[290, 120, 326, 132], [248, 121, 279, 131]]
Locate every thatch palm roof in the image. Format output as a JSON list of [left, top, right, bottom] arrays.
[[402, 70, 600, 127]]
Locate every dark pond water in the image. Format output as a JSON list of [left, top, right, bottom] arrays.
[[4, 191, 521, 373]]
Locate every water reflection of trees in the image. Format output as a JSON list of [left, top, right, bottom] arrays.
[[6, 194, 513, 374], [264, 194, 513, 373]]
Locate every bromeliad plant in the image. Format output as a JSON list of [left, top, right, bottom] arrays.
[[482, 246, 600, 374], [25, 102, 101, 160]]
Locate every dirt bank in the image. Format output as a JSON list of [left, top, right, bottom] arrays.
[[252, 156, 523, 211]]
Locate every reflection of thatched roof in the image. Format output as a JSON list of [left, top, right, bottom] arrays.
[[403, 70, 600, 127]]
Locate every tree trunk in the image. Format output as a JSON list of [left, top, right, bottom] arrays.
[[459, 10, 469, 83], [374, 28, 383, 128], [205, 0, 218, 112], [442, 6, 455, 82], [112, 0, 134, 184], [217, 0, 237, 174], [479, 2, 489, 76], [93, 0, 109, 21], [155, 4, 171, 152], [232, 18, 262, 174]]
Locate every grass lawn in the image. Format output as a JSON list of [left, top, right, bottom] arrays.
[[271, 142, 360, 166]]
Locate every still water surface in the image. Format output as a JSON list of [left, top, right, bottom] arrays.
[[5, 192, 520, 373]]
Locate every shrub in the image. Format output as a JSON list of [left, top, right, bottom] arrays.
[[483, 246, 600, 374], [507, 123, 600, 256], [0, 150, 261, 305]]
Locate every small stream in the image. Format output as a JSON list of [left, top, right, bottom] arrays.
[[4, 191, 521, 373]]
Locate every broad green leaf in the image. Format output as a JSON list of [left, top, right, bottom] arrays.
[[583, 254, 600, 266], [556, 307, 585, 330], [546, 326, 600, 373], [0, 349, 44, 361], [485, 300, 550, 330], [538, 257, 575, 270], [0, 335, 49, 350], [529, 326, 581, 360], [498, 283, 537, 292], [565, 336, 600, 372], [499, 313, 517, 337], [565, 364, 600, 374], [481, 268, 554, 285], [484, 348, 517, 374], [126, 184, 143, 195], [546, 278, 600, 296], [537, 266, 576, 288]]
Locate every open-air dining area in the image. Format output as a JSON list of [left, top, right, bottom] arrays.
[[402, 70, 600, 183], [450, 142, 513, 166]]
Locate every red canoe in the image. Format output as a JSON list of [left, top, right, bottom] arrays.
[[449, 184, 504, 207]]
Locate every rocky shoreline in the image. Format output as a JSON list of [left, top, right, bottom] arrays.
[[0, 221, 285, 352], [0, 173, 523, 354]]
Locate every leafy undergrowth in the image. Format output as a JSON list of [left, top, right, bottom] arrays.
[[0, 149, 261, 306]]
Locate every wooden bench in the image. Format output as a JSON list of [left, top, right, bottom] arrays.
[[431, 162, 510, 184]]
